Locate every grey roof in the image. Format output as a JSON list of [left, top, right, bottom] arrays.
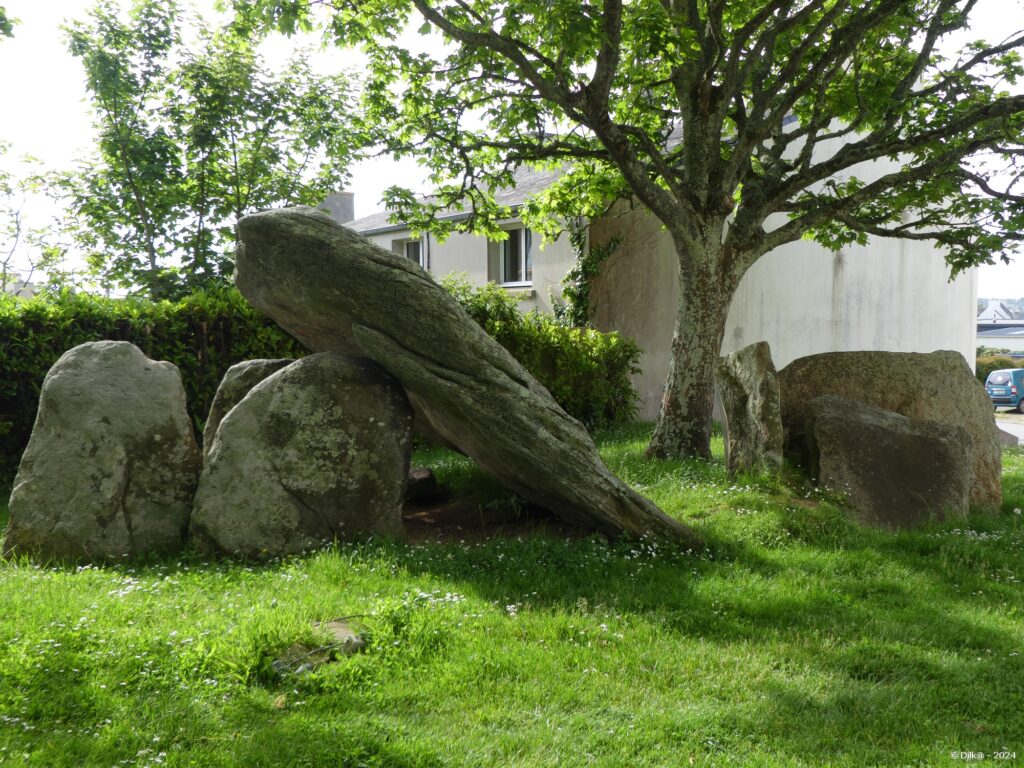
[[346, 208, 406, 236], [978, 326, 1024, 337], [346, 117, 801, 236], [347, 165, 565, 236]]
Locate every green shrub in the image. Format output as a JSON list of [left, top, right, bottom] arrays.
[[442, 275, 641, 427], [975, 354, 1021, 383], [441, 275, 523, 328], [977, 345, 1013, 357], [0, 287, 305, 482]]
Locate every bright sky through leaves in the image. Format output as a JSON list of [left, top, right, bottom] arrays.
[[0, 0, 1022, 297]]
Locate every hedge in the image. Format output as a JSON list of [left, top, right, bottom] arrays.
[[976, 354, 1023, 383], [1, 282, 641, 483], [442, 275, 641, 427], [0, 288, 306, 482]]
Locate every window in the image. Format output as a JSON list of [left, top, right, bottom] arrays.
[[391, 236, 424, 267], [499, 227, 532, 285], [405, 239, 422, 266]]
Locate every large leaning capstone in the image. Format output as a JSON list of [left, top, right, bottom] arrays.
[[4, 341, 200, 560], [807, 395, 971, 529], [716, 341, 783, 475], [190, 353, 412, 558], [779, 350, 1001, 511], [202, 358, 294, 459], [233, 206, 691, 541]]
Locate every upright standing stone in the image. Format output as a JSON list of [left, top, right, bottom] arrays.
[[806, 395, 971, 529], [202, 358, 294, 459], [232, 206, 693, 542], [191, 353, 412, 559], [716, 341, 783, 475], [4, 341, 200, 560], [779, 350, 1001, 511]]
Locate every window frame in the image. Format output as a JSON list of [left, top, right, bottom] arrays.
[[404, 238, 423, 267], [392, 235, 425, 268], [498, 226, 532, 287]]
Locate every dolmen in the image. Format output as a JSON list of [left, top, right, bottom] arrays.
[[233, 206, 691, 542], [3, 206, 694, 562]]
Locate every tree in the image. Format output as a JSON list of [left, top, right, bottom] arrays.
[[0, 7, 14, 38], [0, 146, 67, 295], [63, 0, 359, 298], [236, 0, 1024, 459], [0, 148, 26, 292]]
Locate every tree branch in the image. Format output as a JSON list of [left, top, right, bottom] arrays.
[[763, 93, 1024, 214]]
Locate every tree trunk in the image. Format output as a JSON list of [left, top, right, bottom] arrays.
[[647, 239, 734, 460]]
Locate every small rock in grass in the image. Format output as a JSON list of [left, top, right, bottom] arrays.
[[314, 618, 367, 655], [404, 466, 443, 503], [272, 619, 366, 676]]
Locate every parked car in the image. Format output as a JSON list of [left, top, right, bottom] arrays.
[[985, 368, 1024, 412]]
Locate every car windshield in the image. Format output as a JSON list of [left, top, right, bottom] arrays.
[[988, 371, 1012, 386]]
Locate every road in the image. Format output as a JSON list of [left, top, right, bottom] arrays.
[[995, 413, 1024, 445]]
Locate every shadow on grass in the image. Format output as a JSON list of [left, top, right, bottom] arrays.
[[337, 434, 1024, 759], [3, 435, 1023, 764], [218, 699, 451, 768], [353, 527, 1023, 759], [147, 517, 1019, 765]]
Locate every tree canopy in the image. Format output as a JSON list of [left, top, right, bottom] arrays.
[[235, 0, 1024, 458], [0, 145, 66, 294], [0, 7, 14, 38], [63, 0, 360, 298]]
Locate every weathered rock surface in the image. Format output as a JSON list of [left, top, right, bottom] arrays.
[[4, 341, 200, 560], [716, 341, 783, 475], [233, 206, 692, 541], [191, 352, 412, 558], [997, 427, 1019, 447], [806, 395, 971, 529], [779, 350, 1001, 511], [202, 358, 294, 459]]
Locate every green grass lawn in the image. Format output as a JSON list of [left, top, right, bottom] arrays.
[[1, 423, 1022, 767]]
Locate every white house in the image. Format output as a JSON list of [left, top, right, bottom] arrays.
[[977, 325, 1024, 352], [336, 162, 978, 420], [335, 167, 576, 316], [1, 277, 36, 299], [975, 300, 1023, 354]]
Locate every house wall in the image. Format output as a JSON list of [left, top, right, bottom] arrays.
[[363, 225, 577, 314], [2, 280, 36, 298], [589, 202, 979, 420], [976, 334, 1024, 352]]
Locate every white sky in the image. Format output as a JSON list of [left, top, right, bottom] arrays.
[[1, 0, 1022, 297], [0, 0, 432, 221]]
